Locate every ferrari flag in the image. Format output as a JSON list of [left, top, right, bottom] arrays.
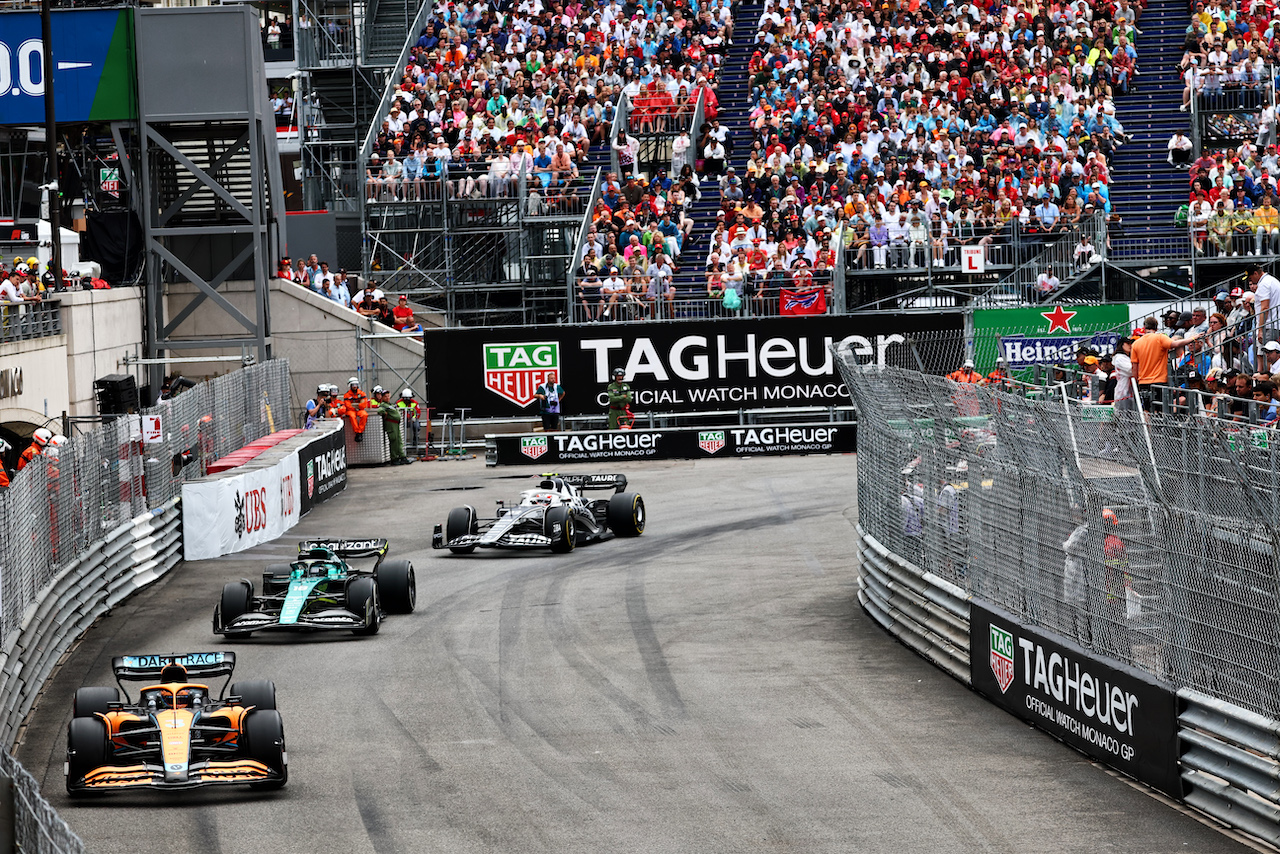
[[779, 287, 827, 316]]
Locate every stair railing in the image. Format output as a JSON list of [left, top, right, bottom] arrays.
[[973, 211, 1107, 306], [565, 167, 604, 319], [609, 92, 632, 178]]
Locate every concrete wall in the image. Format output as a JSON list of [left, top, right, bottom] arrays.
[[0, 334, 69, 432], [60, 289, 145, 416], [164, 279, 432, 413]]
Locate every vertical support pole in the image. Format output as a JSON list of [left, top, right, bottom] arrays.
[[41, 0, 64, 291]]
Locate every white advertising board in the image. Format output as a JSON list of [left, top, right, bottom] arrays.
[[182, 452, 301, 561]]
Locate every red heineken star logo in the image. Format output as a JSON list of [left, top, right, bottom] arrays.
[[1041, 305, 1077, 334]]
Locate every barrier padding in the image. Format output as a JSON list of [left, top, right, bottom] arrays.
[[0, 499, 183, 748], [207, 429, 306, 474]]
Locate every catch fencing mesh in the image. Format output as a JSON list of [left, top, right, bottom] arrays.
[[2, 749, 84, 854], [0, 360, 293, 644], [838, 357, 1280, 719]]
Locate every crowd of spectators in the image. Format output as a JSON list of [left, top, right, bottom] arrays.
[[364, 0, 734, 207], [1178, 0, 1277, 112], [700, 0, 1133, 280], [278, 254, 423, 333]]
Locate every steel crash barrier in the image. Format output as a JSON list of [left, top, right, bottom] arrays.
[[840, 358, 1280, 846], [855, 525, 970, 685]]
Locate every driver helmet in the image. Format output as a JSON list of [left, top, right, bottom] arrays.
[[400, 388, 414, 400], [31, 427, 53, 447]]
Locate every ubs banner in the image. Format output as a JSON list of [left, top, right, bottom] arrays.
[[489, 422, 856, 466], [969, 601, 1180, 797], [424, 314, 963, 419]]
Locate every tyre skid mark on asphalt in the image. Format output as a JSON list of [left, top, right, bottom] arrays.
[[624, 563, 686, 718], [353, 775, 398, 854], [542, 570, 669, 734], [766, 480, 826, 576], [804, 677, 1011, 852], [432, 562, 612, 813]]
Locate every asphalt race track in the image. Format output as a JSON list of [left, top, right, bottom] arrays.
[[17, 455, 1254, 854]]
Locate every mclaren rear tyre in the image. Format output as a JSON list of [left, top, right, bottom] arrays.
[[347, 576, 381, 636], [219, 580, 255, 638], [66, 717, 108, 796], [607, 492, 646, 537], [446, 505, 479, 554], [545, 505, 576, 553], [229, 679, 278, 711], [244, 710, 288, 790], [378, 559, 416, 614], [72, 686, 120, 719]]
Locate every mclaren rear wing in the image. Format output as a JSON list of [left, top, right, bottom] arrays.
[[112, 652, 238, 700], [554, 473, 629, 493], [297, 538, 390, 559]]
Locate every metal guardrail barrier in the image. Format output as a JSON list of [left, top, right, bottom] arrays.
[[856, 525, 971, 684], [0, 300, 61, 344], [1178, 688, 1280, 848]]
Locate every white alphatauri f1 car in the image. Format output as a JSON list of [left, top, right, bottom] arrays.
[[432, 473, 645, 554]]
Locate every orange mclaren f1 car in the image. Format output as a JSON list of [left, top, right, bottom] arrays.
[[65, 652, 287, 795]]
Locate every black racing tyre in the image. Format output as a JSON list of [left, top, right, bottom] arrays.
[[544, 505, 575, 553], [445, 505, 478, 554], [244, 710, 288, 790], [347, 576, 381, 635], [229, 679, 277, 711], [72, 687, 120, 718], [219, 580, 255, 637], [378, 559, 416, 614], [66, 716, 108, 794], [606, 492, 646, 537], [264, 563, 291, 578]]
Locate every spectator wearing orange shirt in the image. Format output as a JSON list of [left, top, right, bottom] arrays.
[[1131, 317, 1198, 411]]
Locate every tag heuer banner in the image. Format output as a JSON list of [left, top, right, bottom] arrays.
[[424, 314, 963, 419], [968, 601, 1180, 797], [488, 422, 856, 466], [972, 305, 1129, 375], [297, 424, 347, 516]]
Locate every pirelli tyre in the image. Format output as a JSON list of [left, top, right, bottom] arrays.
[[73, 687, 120, 718], [229, 679, 277, 712], [263, 563, 292, 583], [347, 576, 381, 635], [378, 559, 416, 614], [219, 580, 255, 637], [606, 492, 646, 537], [544, 505, 575, 553], [244, 710, 288, 790], [66, 716, 109, 795], [446, 505, 479, 554]]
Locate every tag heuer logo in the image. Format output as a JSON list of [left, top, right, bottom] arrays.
[[698, 431, 726, 454], [521, 436, 549, 459], [306, 461, 315, 498], [989, 624, 1016, 694], [484, 342, 560, 407]]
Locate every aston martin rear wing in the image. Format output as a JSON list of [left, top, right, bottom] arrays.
[[298, 538, 390, 559], [555, 473, 628, 493]]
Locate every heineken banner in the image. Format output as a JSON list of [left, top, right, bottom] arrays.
[[972, 304, 1129, 376], [424, 314, 963, 419], [969, 601, 1180, 797], [487, 422, 856, 466]]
